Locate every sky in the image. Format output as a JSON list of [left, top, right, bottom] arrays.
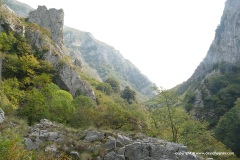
[[18, 0, 226, 89]]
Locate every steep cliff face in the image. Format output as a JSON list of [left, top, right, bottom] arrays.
[[191, 0, 240, 80], [27, 5, 64, 48], [64, 26, 156, 98], [25, 6, 95, 100], [177, 0, 240, 124]]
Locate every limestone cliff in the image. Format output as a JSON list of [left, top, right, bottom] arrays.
[[25, 6, 95, 100], [0, 5, 95, 100], [190, 0, 240, 81], [177, 0, 240, 122], [27, 5, 64, 48], [178, 0, 240, 94]]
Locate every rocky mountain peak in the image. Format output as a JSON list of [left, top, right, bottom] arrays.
[[191, 0, 240, 80], [27, 5, 64, 48]]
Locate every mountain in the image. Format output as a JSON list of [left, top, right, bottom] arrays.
[[0, 1, 238, 159], [177, 0, 240, 156], [64, 26, 155, 99], [178, 0, 240, 123], [2, 0, 155, 99]]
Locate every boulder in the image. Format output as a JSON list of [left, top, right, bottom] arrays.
[[48, 132, 59, 141], [104, 136, 116, 150], [104, 151, 118, 160], [25, 138, 42, 150], [117, 134, 132, 146], [125, 142, 143, 160], [84, 130, 104, 142]]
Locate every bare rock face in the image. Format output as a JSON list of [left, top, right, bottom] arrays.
[[192, 0, 240, 80], [27, 5, 64, 48], [0, 4, 25, 35], [24, 7, 95, 100]]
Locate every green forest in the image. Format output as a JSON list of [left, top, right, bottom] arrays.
[[0, 29, 238, 159], [0, 1, 240, 159]]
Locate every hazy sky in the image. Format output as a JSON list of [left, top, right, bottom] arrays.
[[18, 0, 226, 89]]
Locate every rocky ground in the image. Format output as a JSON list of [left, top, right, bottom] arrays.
[[0, 107, 201, 160]]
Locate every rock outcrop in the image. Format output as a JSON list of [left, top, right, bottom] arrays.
[[0, 108, 5, 124], [27, 5, 64, 48], [178, 0, 240, 97], [25, 6, 95, 100], [176, 0, 240, 122], [0, 4, 25, 35], [25, 119, 201, 160], [191, 0, 240, 80], [0, 4, 95, 100], [25, 29, 95, 100]]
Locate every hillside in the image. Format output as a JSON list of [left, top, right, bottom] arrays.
[[0, 0, 239, 159], [177, 0, 240, 156], [2, 0, 156, 99], [64, 26, 155, 99]]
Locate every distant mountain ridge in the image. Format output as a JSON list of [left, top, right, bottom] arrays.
[[2, 0, 33, 17], [3, 0, 156, 98], [64, 26, 155, 98]]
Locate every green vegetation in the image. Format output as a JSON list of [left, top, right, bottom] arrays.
[[121, 86, 136, 104], [149, 88, 237, 160], [0, 8, 239, 159], [181, 63, 240, 158], [215, 98, 240, 157], [105, 77, 120, 93]]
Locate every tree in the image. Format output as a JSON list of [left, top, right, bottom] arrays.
[[1, 78, 24, 110], [41, 83, 75, 123], [215, 98, 240, 157], [18, 88, 46, 125], [0, 32, 17, 52], [73, 95, 95, 108], [105, 77, 120, 93], [154, 87, 180, 142], [96, 82, 113, 95], [121, 86, 136, 103]]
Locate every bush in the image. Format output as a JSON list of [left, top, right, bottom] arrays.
[[96, 82, 113, 95]]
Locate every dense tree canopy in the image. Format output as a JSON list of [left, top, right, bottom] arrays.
[[121, 86, 136, 103], [215, 98, 240, 157]]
